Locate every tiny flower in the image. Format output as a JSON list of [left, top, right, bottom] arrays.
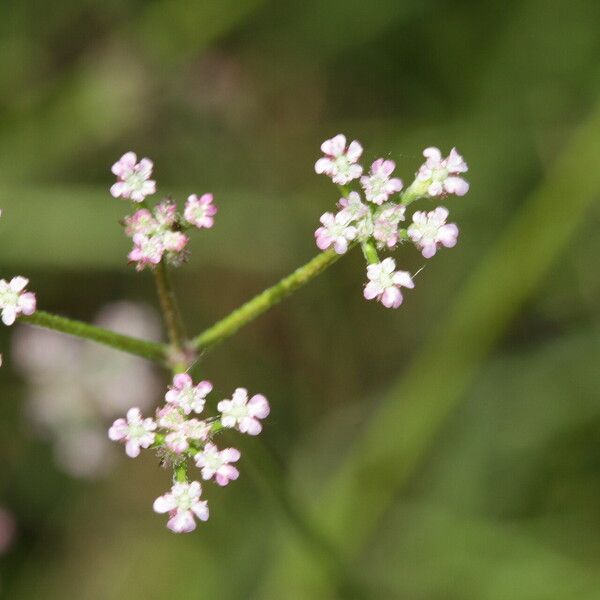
[[154, 200, 177, 228], [184, 194, 217, 229], [108, 407, 156, 458], [363, 257, 414, 309], [315, 212, 357, 254], [0, 277, 36, 326], [218, 388, 270, 435], [337, 191, 369, 222], [408, 207, 459, 258], [165, 419, 210, 454], [360, 159, 403, 205], [416, 147, 469, 197], [314, 134, 363, 185], [160, 230, 189, 253], [373, 204, 406, 249], [165, 374, 212, 415], [128, 234, 164, 270], [156, 404, 185, 430], [110, 151, 156, 202], [123, 209, 158, 237], [153, 481, 209, 533], [195, 442, 240, 486]]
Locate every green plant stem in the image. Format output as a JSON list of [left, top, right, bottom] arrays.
[[191, 247, 347, 352], [19, 310, 167, 363], [153, 260, 188, 369]]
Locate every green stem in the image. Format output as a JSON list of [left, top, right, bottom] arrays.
[[360, 240, 380, 264], [153, 260, 188, 370], [192, 248, 347, 352], [19, 310, 167, 363]]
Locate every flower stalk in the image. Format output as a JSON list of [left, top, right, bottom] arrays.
[[19, 310, 167, 363], [191, 247, 346, 353]]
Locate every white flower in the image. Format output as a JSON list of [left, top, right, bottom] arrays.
[[108, 407, 157, 458], [0, 277, 36, 326], [360, 158, 403, 204], [363, 258, 414, 309], [218, 388, 270, 435], [408, 207, 459, 258], [315, 212, 357, 254], [153, 481, 209, 533], [195, 442, 240, 486], [314, 134, 363, 185], [416, 147, 469, 197], [110, 152, 156, 202], [165, 374, 212, 415]]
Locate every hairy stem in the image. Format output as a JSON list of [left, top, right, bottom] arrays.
[[19, 311, 167, 363], [192, 248, 347, 352]]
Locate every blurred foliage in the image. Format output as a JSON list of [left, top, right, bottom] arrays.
[[1, 0, 599, 598]]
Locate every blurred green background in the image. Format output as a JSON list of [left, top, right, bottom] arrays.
[[1, 0, 600, 598]]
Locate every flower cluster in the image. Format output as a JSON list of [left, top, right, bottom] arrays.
[[109, 374, 269, 533], [110, 153, 217, 271], [314, 136, 469, 308]]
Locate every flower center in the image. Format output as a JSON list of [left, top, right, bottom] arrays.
[[334, 155, 351, 175], [0, 290, 18, 307], [176, 491, 192, 511], [230, 404, 249, 420], [126, 171, 147, 191]]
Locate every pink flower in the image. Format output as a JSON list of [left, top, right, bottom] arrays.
[[156, 404, 186, 430], [416, 147, 469, 197], [123, 209, 158, 237], [337, 191, 369, 222], [153, 481, 209, 533], [184, 194, 217, 229], [364, 258, 414, 309], [154, 200, 177, 227], [165, 419, 210, 454], [165, 374, 212, 415], [360, 159, 403, 204], [108, 407, 156, 457], [128, 234, 164, 271], [195, 442, 240, 486], [315, 212, 357, 254], [408, 207, 459, 258], [110, 152, 156, 202], [161, 230, 189, 253], [373, 204, 406, 249], [0, 277, 36, 326], [314, 134, 363, 185], [218, 388, 270, 435]]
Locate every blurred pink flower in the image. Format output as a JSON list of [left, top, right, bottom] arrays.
[[110, 151, 156, 202], [184, 193, 217, 229]]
